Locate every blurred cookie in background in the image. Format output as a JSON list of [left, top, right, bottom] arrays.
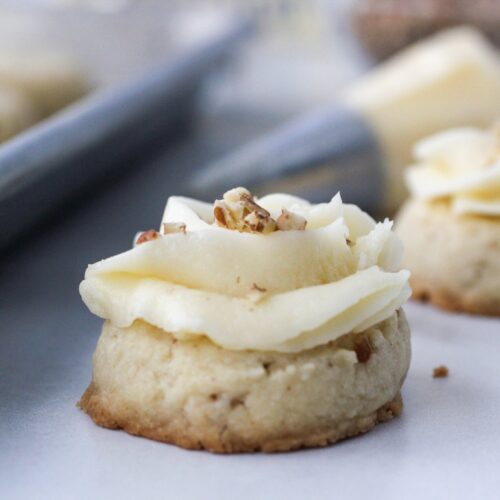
[[396, 124, 500, 316], [351, 0, 500, 60], [0, 49, 89, 118], [0, 48, 90, 144], [0, 86, 38, 143]]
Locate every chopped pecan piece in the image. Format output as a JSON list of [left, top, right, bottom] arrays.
[[213, 200, 229, 227], [276, 208, 307, 231], [354, 335, 373, 363], [136, 229, 159, 245], [163, 222, 186, 234], [213, 187, 277, 234], [244, 211, 276, 234], [212, 187, 309, 234]]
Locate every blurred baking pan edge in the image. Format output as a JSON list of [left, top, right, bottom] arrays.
[[0, 13, 251, 252]]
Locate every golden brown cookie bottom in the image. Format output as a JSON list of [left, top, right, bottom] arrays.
[[79, 386, 402, 453], [411, 278, 500, 317]]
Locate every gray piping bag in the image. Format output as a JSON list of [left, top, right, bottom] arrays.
[[190, 27, 500, 211]]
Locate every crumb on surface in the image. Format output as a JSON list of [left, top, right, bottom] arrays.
[[433, 365, 449, 378]]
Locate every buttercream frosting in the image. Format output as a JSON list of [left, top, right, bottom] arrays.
[[80, 191, 410, 352], [406, 125, 500, 216]]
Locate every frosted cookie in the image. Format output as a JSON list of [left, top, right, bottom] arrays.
[[0, 85, 37, 142], [397, 125, 500, 315], [0, 49, 89, 117], [79, 188, 412, 452]]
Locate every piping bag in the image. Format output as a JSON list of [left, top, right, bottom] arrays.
[[190, 27, 500, 212]]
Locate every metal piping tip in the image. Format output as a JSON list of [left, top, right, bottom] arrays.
[[188, 104, 384, 211]]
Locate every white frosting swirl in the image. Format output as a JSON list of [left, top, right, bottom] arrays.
[[80, 193, 410, 352], [406, 126, 500, 216]]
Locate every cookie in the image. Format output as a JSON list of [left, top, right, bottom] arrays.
[[79, 310, 410, 453], [397, 199, 500, 315], [79, 189, 412, 451]]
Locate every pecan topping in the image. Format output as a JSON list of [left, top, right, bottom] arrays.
[[136, 229, 159, 245], [432, 365, 449, 378], [213, 202, 228, 226], [213, 187, 309, 234], [354, 335, 373, 363], [276, 208, 307, 231], [162, 222, 186, 234], [213, 187, 276, 234], [244, 211, 276, 233]]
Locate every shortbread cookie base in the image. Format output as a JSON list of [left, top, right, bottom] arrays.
[[397, 199, 500, 316], [79, 310, 411, 453]]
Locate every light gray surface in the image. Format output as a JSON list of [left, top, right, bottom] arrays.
[[1, 108, 500, 500]]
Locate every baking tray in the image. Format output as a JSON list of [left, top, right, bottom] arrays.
[[0, 5, 250, 250]]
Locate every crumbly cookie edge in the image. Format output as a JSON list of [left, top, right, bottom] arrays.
[[78, 386, 403, 454]]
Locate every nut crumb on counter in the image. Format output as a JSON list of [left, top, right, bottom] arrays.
[[433, 365, 449, 378]]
